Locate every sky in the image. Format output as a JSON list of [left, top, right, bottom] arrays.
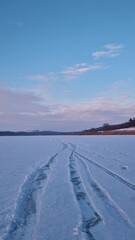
[[0, 0, 135, 131]]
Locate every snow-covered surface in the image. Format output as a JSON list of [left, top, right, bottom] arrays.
[[111, 127, 135, 131], [0, 136, 135, 240]]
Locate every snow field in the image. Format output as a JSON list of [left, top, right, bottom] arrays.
[[0, 136, 135, 240]]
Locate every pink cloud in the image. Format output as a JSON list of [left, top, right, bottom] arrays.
[[0, 87, 134, 131]]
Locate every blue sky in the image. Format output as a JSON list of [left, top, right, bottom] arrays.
[[0, 0, 135, 131]]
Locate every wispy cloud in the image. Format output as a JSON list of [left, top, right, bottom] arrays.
[[28, 72, 57, 82], [27, 43, 124, 82], [92, 43, 124, 59], [62, 63, 104, 80], [28, 63, 104, 82], [53, 96, 135, 127], [0, 87, 134, 131]]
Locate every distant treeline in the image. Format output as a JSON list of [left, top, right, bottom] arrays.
[[0, 118, 135, 136], [0, 131, 67, 136], [79, 118, 135, 134]]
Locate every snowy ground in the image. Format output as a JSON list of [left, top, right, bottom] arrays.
[[111, 127, 135, 131], [0, 136, 135, 240]]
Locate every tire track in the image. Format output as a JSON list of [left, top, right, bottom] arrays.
[[69, 149, 102, 240], [95, 154, 128, 171], [75, 154, 135, 228], [0, 207, 13, 237], [3, 142, 68, 240], [92, 153, 127, 170], [75, 152, 135, 191]]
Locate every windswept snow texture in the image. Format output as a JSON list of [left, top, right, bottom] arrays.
[[0, 136, 135, 240]]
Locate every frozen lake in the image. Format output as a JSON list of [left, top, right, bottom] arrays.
[[0, 136, 135, 240]]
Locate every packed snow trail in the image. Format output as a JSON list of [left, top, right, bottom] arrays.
[[69, 150, 102, 240], [1, 136, 135, 240], [30, 146, 82, 240], [3, 142, 68, 240], [68, 142, 135, 240], [76, 155, 133, 225], [75, 154, 135, 239], [75, 151, 135, 191]]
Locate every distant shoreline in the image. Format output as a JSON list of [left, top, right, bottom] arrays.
[[1, 119, 135, 136], [72, 130, 135, 136], [0, 130, 135, 136]]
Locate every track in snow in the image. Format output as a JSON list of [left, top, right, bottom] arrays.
[[68, 143, 102, 240], [67, 141, 135, 239], [3, 142, 68, 240], [75, 154, 134, 227], [2, 138, 135, 240], [75, 151, 135, 191]]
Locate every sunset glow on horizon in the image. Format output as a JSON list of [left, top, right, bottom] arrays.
[[0, 0, 135, 131]]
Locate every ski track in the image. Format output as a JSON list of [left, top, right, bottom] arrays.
[[95, 154, 128, 171], [77, 145, 127, 171], [2, 139, 135, 240], [68, 143, 102, 240], [75, 151, 135, 191], [92, 153, 127, 170], [75, 155, 134, 228], [3, 142, 68, 240], [61, 141, 135, 239], [95, 145, 128, 158]]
